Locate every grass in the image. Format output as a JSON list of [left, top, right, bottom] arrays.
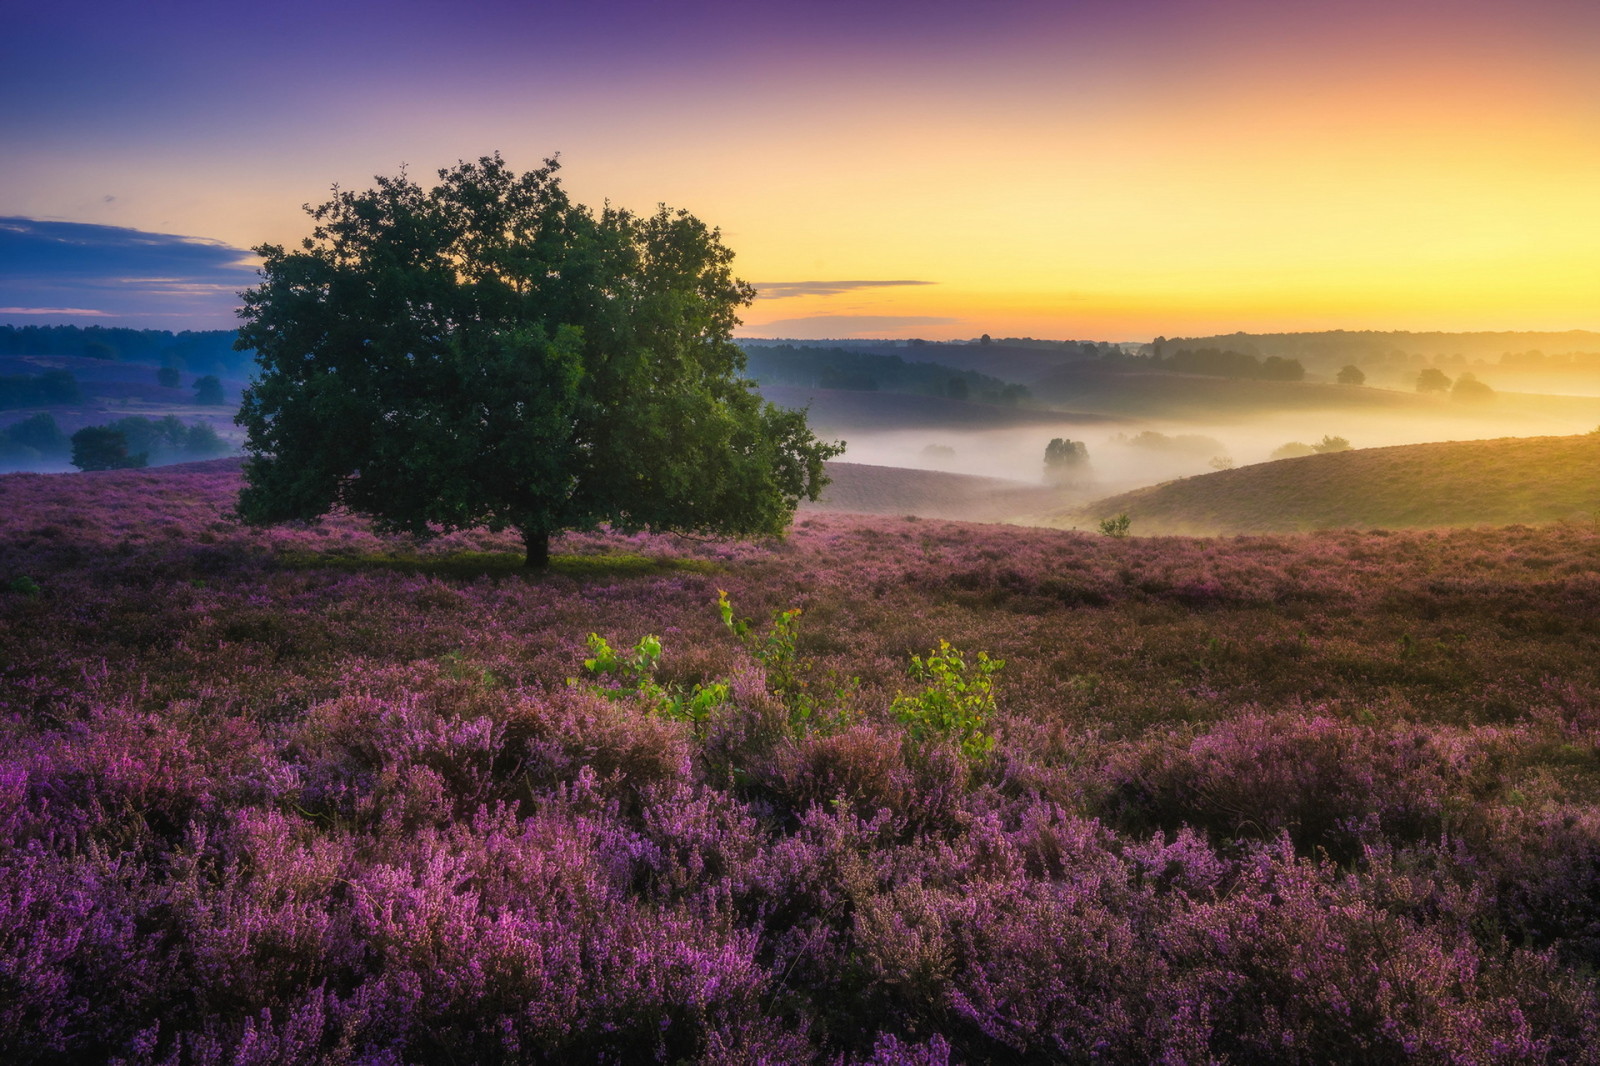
[[274, 547, 721, 580], [1062, 431, 1600, 535]]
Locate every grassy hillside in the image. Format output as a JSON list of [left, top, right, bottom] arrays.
[[3, 462, 1600, 1061], [804, 461, 1062, 521], [1059, 432, 1600, 535]]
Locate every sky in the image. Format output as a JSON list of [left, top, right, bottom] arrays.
[[3, 0, 1598, 340]]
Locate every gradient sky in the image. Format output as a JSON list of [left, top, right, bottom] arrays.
[[3, 0, 1597, 339]]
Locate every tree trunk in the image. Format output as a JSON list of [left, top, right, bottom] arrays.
[[522, 527, 551, 570]]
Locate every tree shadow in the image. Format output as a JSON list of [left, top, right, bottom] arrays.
[[275, 549, 718, 580]]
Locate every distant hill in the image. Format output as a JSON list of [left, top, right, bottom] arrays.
[[1028, 361, 1431, 416], [1156, 329, 1600, 366], [804, 461, 1064, 522], [1050, 433, 1600, 535], [756, 384, 1115, 433]]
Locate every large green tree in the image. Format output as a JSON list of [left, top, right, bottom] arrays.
[[234, 155, 841, 566]]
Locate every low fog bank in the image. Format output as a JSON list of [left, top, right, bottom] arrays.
[[825, 394, 1600, 523]]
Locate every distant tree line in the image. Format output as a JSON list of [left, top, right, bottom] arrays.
[[1145, 347, 1306, 382], [741, 345, 1030, 404], [0, 369, 81, 410], [1, 413, 232, 470], [1110, 430, 1226, 456], [966, 336, 1125, 357], [1497, 349, 1600, 370], [0, 325, 253, 376], [63, 415, 231, 471]]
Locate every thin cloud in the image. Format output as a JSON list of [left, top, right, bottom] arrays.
[[740, 314, 961, 339], [752, 280, 936, 300], [0, 217, 260, 329], [0, 306, 111, 316]]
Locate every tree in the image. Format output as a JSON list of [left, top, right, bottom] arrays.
[[1270, 441, 1316, 460], [193, 374, 225, 405], [234, 154, 843, 568], [5, 413, 67, 454], [1336, 364, 1365, 385], [1043, 437, 1088, 485], [1416, 368, 1452, 393], [70, 426, 147, 471], [157, 365, 181, 388], [1451, 372, 1495, 403]]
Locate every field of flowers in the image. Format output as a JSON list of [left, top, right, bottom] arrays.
[[3, 458, 1599, 1063]]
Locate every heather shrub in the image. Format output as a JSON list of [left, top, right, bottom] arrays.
[[756, 724, 910, 824], [493, 687, 692, 813], [1101, 712, 1506, 860], [1469, 802, 1600, 967], [4, 466, 1600, 1059]]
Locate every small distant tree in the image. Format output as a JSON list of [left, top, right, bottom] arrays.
[[5, 413, 67, 454], [183, 422, 230, 458], [1416, 368, 1452, 393], [1270, 441, 1316, 460], [234, 154, 842, 567], [193, 374, 225, 405], [157, 365, 181, 388], [1451, 372, 1495, 403], [1312, 435, 1351, 453], [1043, 437, 1089, 484], [1209, 455, 1235, 470], [70, 426, 147, 471], [1336, 364, 1365, 385]]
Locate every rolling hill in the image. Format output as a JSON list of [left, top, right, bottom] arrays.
[[1051, 432, 1600, 535], [802, 461, 1064, 521]]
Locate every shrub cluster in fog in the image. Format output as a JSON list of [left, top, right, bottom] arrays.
[[0, 369, 80, 411], [67, 415, 230, 471]]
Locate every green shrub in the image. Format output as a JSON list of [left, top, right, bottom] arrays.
[[1099, 513, 1132, 538], [891, 639, 1002, 763]]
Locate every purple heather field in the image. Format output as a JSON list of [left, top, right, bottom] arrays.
[[3, 459, 1599, 1063]]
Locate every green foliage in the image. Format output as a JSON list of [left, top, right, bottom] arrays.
[[891, 640, 1002, 762], [6, 576, 40, 597], [1099, 513, 1132, 537], [582, 632, 730, 730], [66, 416, 229, 468], [0, 369, 80, 411], [1451, 372, 1495, 403], [193, 374, 225, 405], [1271, 441, 1317, 460], [1154, 347, 1305, 381], [716, 588, 846, 732], [1311, 435, 1352, 453], [1, 413, 68, 461], [1336, 364, 1366, 385], [1113, 430, 1224, 456], [740, 344, 1028, 405], [1044, 437, 1089, 485], [70, 426, 147, 471], [1416, 367, 1453, 393], [1044, 437, 1088, 467], [234, 153, 843, 568]]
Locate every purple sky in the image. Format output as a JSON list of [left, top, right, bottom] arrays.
[[5, 0, 1598, 337]]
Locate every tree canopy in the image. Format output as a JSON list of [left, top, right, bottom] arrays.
[[234, 155, 842, 566]]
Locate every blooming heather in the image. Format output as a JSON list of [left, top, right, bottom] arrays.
[[1, 459, 1598, 1062]]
